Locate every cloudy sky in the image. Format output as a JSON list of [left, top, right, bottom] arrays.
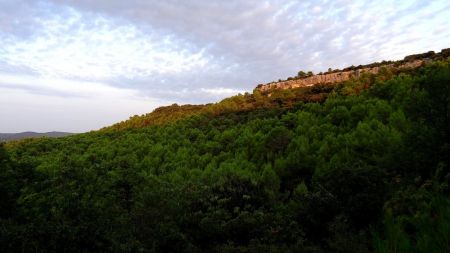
[[0, 0, 449, 132]]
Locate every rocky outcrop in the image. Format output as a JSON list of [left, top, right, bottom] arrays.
[[256, 60, 424, 93]]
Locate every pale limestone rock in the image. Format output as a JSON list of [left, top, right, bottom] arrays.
[[256, 60, 424, 93]]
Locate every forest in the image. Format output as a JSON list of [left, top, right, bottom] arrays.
[[0, 59, 449, 252]]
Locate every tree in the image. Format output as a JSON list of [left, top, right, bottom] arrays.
[[297, 70, 307, 78]]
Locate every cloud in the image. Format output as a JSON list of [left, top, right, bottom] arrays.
[[0, 73, 153, 99], [0, 0, 449, 131], [37, 1, 450, 76], [1, 10, 210, 80], [200, 87, 244, 96]]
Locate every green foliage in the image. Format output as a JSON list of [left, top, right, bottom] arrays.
[[297, 70, 314, 78], [1, 59, 449, 252], [374, 186, 450, 253], [298, 70, 307, 78]]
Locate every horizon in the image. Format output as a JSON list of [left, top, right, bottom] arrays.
[[1, 0, 450, 133]]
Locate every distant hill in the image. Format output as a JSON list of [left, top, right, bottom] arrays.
[[0, 131, 74, 142]]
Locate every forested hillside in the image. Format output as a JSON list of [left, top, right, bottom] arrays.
[[0, 59, 449, 252]]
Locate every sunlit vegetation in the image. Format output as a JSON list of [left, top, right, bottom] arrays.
[[0, 59, 449, 252]]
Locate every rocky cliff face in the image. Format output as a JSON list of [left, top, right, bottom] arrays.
[[255, 60, 424, 93]]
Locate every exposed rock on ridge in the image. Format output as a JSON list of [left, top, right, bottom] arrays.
[[256, 60, 423, 93], [255, 48, 450, 93]]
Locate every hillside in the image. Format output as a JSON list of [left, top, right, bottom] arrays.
[[0, 52, 449, 253], [0, 131, 74, 142], [104, 48, 449, 131]]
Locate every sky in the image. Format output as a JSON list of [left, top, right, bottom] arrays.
[[0, 0, 449, 133]]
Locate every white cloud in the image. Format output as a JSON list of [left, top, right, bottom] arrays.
[[200, 87, 244, 96], [0, 9, 210, 81], [0, 73, 143, 98]]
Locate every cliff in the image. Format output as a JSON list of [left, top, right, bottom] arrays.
[[255, 48, 450, 94]]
